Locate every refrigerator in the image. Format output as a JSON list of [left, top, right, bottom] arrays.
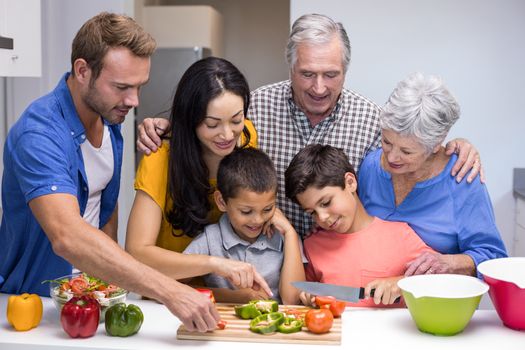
[[135, 47, 211, 167]]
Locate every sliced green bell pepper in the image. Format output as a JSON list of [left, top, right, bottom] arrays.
[[249, 312, 284, 334], [235, 303, 262, 319], [104, 303, 144, 337], [250, 299, 278, 314], [277, 317, 303, 334]]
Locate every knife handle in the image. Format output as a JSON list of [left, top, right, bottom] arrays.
[[359, 287, 401, 303]]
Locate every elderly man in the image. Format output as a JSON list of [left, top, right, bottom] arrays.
[[0, 12, 267, 332], [137, 14, 481, 236]]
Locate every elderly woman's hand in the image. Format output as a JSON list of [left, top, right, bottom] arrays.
[[404, 252, 449, 276], [405, 252, 476, 276], [445, 138, 485, 184]]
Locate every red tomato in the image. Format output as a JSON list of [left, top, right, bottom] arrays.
[[315, 296, 335, 307], [217, 319, 227, 330], [327, 301, 346, 318], [305, 309, 333, 334], [315, 296, 346, 318], [69, 277, 89, 295]]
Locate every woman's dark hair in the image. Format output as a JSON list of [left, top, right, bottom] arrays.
[[285, 144, 356, 203], [167, 57, 251, 237], [217, 148, 277, 202]]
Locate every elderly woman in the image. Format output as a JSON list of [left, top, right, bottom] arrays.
[[358, 73, 507, 276]]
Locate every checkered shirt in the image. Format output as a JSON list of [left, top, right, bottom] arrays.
[[249, 80, 382, 237]]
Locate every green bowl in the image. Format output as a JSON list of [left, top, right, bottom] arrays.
[[398, 274, 488, 336]]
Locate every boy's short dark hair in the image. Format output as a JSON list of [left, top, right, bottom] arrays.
[[217, 147, 277, 202], [285, 144, 356, 203]]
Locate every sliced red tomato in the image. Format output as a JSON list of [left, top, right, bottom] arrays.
[[315, 296, 346, 318], [305, 309, 333, 334], [69, 277, 89, 295], [315, 296, 336, 307], [327, 301, 346, 318]]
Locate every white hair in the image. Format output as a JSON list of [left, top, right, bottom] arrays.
[[380, 73, 460, 152], [285, 14, 351, 73]]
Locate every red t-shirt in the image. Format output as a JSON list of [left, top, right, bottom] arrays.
[[304, 217, 434, 307]]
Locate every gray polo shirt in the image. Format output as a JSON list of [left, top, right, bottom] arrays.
[[183, 214, 285, 302]]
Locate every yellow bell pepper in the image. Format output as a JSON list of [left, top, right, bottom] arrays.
[[7, 293, 43, 331]]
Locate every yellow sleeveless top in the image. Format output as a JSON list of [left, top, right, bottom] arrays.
[[134, 119, 257, 252]]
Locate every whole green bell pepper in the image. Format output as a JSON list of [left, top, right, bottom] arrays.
[[234, 303, 262, 319], [104, 303, 144, 337], [249, 312, 284, 334], [277, 317, 303, 334]]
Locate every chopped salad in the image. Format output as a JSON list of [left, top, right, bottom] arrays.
[[46, 273, 126, 306]]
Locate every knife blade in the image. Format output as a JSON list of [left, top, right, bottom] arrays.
[[292, 281, 400, 303]]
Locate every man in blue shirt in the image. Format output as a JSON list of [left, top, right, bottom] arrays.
[[0, 12, 222, 332]]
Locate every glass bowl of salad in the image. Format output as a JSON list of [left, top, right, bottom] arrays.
[[47, 272, 127, 322]]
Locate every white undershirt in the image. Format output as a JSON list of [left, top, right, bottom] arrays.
[[80, 125, 114, 228]]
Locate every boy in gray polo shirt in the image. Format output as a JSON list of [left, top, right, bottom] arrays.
[[183, 148, 305, 305]]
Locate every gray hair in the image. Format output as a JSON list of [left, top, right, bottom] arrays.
[[380, 73, 460, 152], [285, 14, 351, 73]]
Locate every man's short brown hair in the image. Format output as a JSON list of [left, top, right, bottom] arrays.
[[71, 12, 156, 80]]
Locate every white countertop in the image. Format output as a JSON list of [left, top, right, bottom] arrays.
[[1, 293, 523, 350]]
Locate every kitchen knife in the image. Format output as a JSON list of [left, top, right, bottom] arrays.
[[292, 281, 401, 303]]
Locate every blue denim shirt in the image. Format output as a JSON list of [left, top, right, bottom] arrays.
[[0, 73, 123, 296], [358, 148, 507, 277]]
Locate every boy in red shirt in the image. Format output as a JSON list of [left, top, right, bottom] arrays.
[[285, 144, 434, 307]]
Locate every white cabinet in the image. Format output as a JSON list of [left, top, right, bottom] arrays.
[[0, 0, 41, 77]]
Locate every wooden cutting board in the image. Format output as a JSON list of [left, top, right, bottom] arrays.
[[177, 303, 342, 345]]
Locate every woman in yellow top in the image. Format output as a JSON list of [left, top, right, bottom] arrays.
[[126, 57, 271, 296]]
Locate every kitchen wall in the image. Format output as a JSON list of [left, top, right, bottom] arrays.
[[148, 0, 290, 89], [291, 0, 525, 257]]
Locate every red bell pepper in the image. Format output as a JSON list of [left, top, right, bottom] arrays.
[[195, 288, 227, 329], [195, 288, 216, 303], [60, 295, 100, 338], [217, 319, 227, 330]]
